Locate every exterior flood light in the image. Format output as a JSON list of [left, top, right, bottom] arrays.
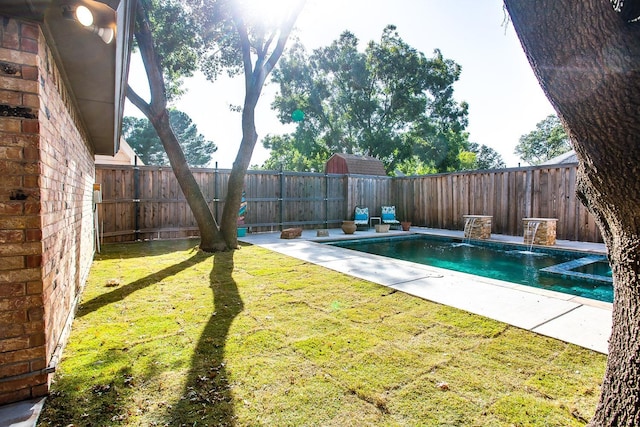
[[91, 26, 114, 44], [74, 5, 93, 26], [62, 2, 116, 44]]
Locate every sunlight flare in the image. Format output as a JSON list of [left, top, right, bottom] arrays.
[[238, 0, 304, 26]]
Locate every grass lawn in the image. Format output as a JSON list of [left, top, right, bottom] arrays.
[[38, 239, 607, 426]]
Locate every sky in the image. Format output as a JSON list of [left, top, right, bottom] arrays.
[[125, 0, 556, 169]]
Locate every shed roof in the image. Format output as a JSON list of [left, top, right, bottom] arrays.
[[326, 153, 387, 176]]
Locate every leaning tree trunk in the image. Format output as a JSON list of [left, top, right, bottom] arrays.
[[149, 110, 224, 252], [129, 0, 225, 252], [504, 0, 640, 424], [220, 87, 260, 249], [218, 3, 303, 249]]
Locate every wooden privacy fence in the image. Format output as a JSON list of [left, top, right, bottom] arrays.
[[393, 165, 601, 243], [95, 163, 602, 244]]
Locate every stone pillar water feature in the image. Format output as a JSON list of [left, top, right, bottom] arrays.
[[522, 218, 558, 246], [463, 215, 492, 240]]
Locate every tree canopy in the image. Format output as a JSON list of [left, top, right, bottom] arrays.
[[122, 110, 217, 167], [514, 114, 571, 165], [265, 26, 473, 174], [467, 143, 506, 170]]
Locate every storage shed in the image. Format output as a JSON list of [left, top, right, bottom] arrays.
[[325, 153, 387, 176]]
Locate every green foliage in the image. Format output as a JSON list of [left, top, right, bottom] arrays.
[[469, 142, 507, 170], [186, 0, 242, 81], [458, 150, 477, 170], [122, 109, 217, 166], [267, 26, 470, 174], [39, 240, 606, 426], [138, 0, 205, 100], [260, 133, 330, 172], [515, 114, 572, 165]]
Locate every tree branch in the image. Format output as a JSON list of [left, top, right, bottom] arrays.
[[134, 0, 167, 116], [264, 0, 306, 74], [126, 84, 152, 118], [231, 10, 254, 87]]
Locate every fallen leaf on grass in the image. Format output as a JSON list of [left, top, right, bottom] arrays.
[[105, 278, 121, 287]]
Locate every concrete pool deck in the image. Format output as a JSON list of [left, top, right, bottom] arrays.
[[240, 227, 612, 355]]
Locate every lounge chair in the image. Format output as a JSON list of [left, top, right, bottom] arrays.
[[353, 206, 370, 230], [381, 205, 401, 229]]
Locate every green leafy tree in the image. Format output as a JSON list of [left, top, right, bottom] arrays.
[[468, 142, 506, 170], [122, 110, 217, 167], [266, 26, 469, 174], [127, 0, 302, 251], [514, 114, 571, 165]]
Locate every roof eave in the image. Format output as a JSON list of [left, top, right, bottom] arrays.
[[0, 0, 135, 156]]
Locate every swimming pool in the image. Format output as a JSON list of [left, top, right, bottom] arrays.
[[327, 235, 613, 302]]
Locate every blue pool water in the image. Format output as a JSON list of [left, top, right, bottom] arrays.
[[327, 235, 613, 302]]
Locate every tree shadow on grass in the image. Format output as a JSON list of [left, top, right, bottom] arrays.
[[77, 251, 208, 318], [96, 238, 201, 259], [165, 250, 244, 426]]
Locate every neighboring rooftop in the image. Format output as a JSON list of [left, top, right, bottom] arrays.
[[541, 150, 578, 165], [95, 138, 143, 165]]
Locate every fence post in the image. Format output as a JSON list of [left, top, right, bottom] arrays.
[[279, 165, 285, 231], [214, 162, 219, 224], [133, 157, 140, 241], [344, 175, 352, 220], [324, 173, 329, 229]]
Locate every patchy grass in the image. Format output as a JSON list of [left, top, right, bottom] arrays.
[[39, 239, 606, 426]]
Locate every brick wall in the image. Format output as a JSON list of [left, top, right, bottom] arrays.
[[0, 16, 96, 405]]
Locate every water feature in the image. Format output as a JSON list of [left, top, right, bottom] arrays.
[[524, 220, 541, 252], [326, 235, 613, 302], [463, 216, 477, 244]]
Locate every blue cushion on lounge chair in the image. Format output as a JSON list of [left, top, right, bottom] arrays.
[[355, 207, 368, 221], [354, 206, 369, 230], [381, 206, 400, 225]]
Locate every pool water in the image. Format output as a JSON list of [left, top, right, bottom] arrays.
[[328, 235, 613, 303], [573, 261, 612, 277]]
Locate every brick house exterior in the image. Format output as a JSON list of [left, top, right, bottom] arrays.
[[0, 1, 133, 405]]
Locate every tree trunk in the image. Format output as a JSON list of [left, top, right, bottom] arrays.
[[150, 110, 226, 252], [129, 1, 225, 252], [504, 0, 640, 424], [220, 84, 260, 249], [218, 2, 303, 249], [220, 65, 266, 248]]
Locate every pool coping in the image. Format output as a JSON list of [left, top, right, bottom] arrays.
[[240, 227, 611, 354]]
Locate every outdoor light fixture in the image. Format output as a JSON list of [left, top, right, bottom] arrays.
[[62, 2, 116, 44], [90, 25, 114, 44], [74, 5, 93, 26]]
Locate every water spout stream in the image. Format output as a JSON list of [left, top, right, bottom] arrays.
[[526, 220, 541, 252], [463, 217, 477, 244]]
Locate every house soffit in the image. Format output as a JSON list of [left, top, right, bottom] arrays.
[[0, 0, 134, 155]]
